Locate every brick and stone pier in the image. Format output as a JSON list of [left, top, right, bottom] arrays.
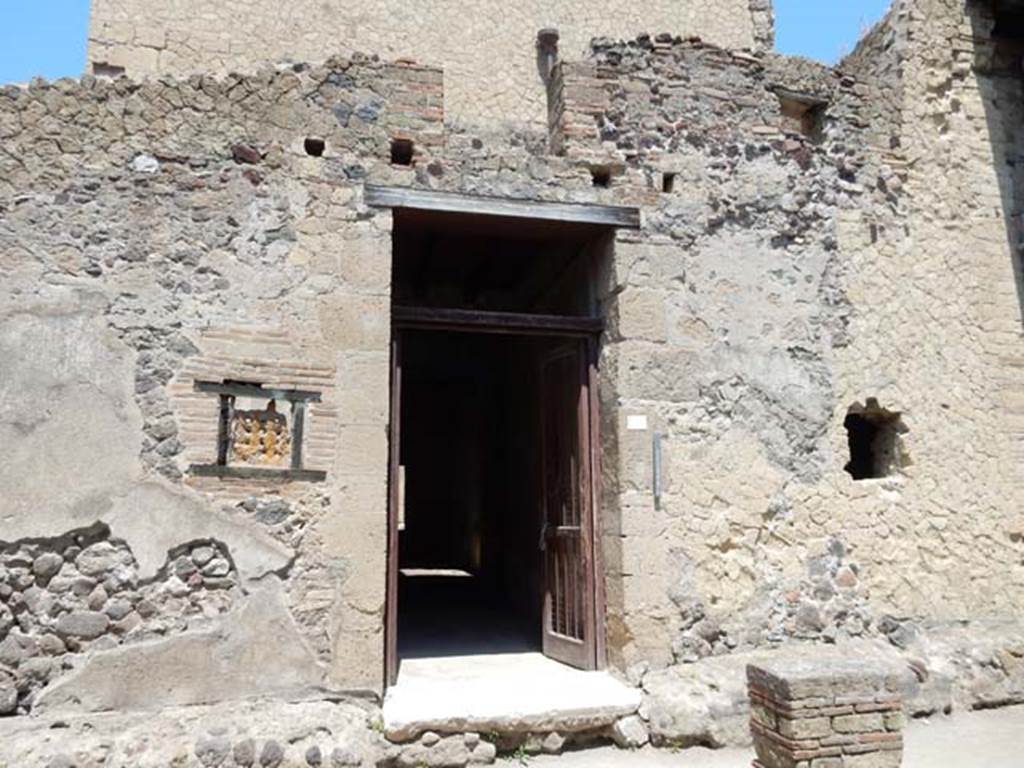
[[747, 656, 905, 768]]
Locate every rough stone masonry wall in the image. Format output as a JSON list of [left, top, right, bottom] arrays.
[[553, 36, 889, 669], [553, 25, 1024, 675], [0, 39, 688, 722], [0, 38, 663, 723], [86, 0, 773, 130], [836, 0, 1024, 629], [3, 0, 1024, 738], [0, 525, 239, 715], [0, 55, 444, 710]]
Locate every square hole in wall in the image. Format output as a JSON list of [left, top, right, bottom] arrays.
[[391, 138, 414, 166], [591, 166, 612, 188], [776, 90, 827, 142], [92, 61, 126, 78], [304, 137, 326, 157], [843, 399, 908, 480]]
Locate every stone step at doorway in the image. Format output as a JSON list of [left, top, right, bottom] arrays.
[[383, 652, 641, 741]]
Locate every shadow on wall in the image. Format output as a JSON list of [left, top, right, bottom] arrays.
[[971, 2, 1024, 325]]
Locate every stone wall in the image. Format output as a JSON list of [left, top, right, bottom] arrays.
[[85, 0, 773, 129], [0, 524, 238, 715], [2, 0, 1023, 733], [834, 0, 1024, 635], [539, 9, 1024, 673], [548, 35, 894, 668], [0, 55, 444, 705]]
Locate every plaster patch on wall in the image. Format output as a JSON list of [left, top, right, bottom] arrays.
[[0, 301, 144, 530]]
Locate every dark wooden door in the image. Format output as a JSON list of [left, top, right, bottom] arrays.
[[385, 332, 402, 688], [539, 341, 597, 670]]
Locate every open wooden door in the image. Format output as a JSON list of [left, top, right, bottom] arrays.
[[385, 331, 402, 688], [539, 341, 597, 670]]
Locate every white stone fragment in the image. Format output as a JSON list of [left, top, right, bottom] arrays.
[[130, 154, 159, 173]]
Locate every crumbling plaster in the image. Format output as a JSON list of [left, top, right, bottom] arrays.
[[552, 38, 883, 667], [0, 303, 294, 579]]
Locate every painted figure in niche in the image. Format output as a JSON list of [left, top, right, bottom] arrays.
[[230, 399, 291, 465]]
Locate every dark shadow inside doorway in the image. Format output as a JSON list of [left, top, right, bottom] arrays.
[[397, 330, 554, 659]]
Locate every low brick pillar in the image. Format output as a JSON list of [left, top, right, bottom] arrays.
[[747, 657, 904, 768]]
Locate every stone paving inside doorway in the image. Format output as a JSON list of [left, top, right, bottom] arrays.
[[496, 705, 1024, 768]]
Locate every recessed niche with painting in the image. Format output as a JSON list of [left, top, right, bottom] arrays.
[[188, 380, 326, 482]]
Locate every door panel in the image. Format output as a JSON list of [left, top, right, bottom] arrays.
[[539, 342, 596, 669]]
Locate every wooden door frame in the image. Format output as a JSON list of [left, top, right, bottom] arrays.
[[392, 306, 603, 337], [384, 317, 606, 689], [385, 332, 402, 688]]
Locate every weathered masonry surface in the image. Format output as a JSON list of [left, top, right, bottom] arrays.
[[85, 0, 775, 128], [2, 0, 1024, 764]]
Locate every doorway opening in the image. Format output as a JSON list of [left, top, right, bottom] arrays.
[[399, 331, 563, 659], [387, 209, 610, 686]]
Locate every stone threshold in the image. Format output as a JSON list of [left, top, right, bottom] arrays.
[[383, 652, 641, 741]]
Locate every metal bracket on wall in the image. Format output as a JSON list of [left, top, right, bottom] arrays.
[[653, 432, 664, 511]]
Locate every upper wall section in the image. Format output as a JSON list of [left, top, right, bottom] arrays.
[[86, 0, 774, 130]]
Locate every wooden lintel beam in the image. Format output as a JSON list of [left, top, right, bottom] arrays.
[[392, 305, 604, 337]]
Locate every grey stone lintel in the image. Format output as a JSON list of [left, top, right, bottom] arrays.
[[364, 184, 642, 229]]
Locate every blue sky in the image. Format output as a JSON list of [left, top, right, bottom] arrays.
[[0, 1, 892, 84], [0, 1, 91, 84], [775, 0, 893, 63]]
